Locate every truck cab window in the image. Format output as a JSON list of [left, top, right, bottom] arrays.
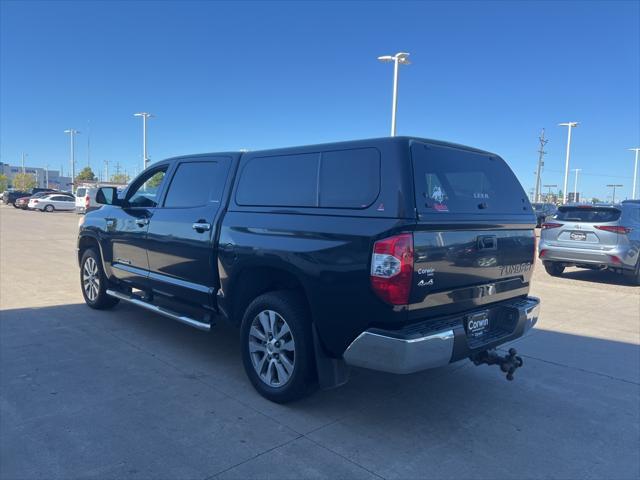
[[164, 159, 231, 208], [127, 168, 167, 208]]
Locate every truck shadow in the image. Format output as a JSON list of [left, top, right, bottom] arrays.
[[558, 267, 637, 286], [2, 302, 639, 479]]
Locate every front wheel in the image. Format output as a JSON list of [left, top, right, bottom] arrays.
[[80, 248, 119, 309], [240, 291, 316, 403], [544, 261, 565, 276]]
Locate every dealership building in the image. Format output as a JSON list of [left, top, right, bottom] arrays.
[[0, 162, 72, 191]]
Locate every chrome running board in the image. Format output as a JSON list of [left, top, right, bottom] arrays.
[[106, 289, 211, 331]]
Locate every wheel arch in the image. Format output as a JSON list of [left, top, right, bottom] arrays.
[[226, 265, 311, 326], [77, 233, 110, 276]]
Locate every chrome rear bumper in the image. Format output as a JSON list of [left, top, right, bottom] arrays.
[[343, 329, 454, 374], [343, 296, 540, 374]]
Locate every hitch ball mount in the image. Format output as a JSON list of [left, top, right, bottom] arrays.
[[472, 348, 523, 381]]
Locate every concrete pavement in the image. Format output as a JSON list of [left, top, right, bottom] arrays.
[[1, 205, 639, 479]]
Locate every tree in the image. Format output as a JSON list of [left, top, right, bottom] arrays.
[[146, 171, 165, 188], [76, 166, 96, 182], [13, 173, 36, 191], [0, 174, 8, 192], [110, 173, 130, 184]]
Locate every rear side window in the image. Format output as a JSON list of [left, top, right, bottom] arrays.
[[555, 207, 621, 223], [319, 149, 380, 208], [76, 188, 86, 197], [411, 143, 529, 215], [164, 159, 231, 208], [236, 148, 380, 209], [236, 153, 318, 207]]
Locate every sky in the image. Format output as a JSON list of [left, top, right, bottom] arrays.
[[1, 0, 638, 201]]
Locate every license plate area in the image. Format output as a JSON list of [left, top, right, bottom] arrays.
[[570, 232, 587, 241], [465, 311, 490, 339]]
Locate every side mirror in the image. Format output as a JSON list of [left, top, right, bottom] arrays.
[[95, 187, 120, 206]]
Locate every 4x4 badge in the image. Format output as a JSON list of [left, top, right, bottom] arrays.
[[417, 279, 434, 287]]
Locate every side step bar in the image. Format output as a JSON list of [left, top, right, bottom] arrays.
[[106, 289, 211, 331]]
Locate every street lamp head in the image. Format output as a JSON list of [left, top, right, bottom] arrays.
[[64, 129, 80, 134], [396, 52, 411, 64], [377, 52, 411, 64], [628, 147, 640, 152], [558, 122, 579, 127]]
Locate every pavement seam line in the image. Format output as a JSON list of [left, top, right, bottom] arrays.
[[205, 434, 303, 480], [301, 435, 387, 480]]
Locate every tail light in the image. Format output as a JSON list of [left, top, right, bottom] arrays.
[[609, 255, 622, 264], [85, 195, 90, 209], [595, 225, 631, 234], [33, 200, 39, 204], [542, 222, 562, 229], [370, 233, 413, 305]]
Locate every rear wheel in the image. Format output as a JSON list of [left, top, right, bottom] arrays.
[[44, 204, 54, 212], [544, 261, 565, 276], [240, 290, 316, 403], [626, 259, 640, 286], [80, 248, 119, 309]]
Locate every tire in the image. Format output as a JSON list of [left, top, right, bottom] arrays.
[[44, 204, 54, 212], [240, 290, 316, 403], [80, 248, 119, 309], [626, 259, 640, 286], [12, 202, 18, 208], [544, 261, 565, 276]]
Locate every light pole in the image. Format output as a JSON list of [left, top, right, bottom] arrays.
[[534, 129, 547, 203], [45, 164, 49, 188], [558, 122, 579, 204], [607, 184, 623, 204], [377, 52, 410, 137], [64, 129, 80, 193], [134, 112, 154, 171], [572, 168, 581, 203], [629, 148, 640, 199], [104, 160, 110, 183]]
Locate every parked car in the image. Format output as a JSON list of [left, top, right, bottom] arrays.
[[29, 193, 76, 212], [3, 190, 30, 206], [75, 187, 102, 214], [3, 188, 56, 207], [539, 201, 640, 284], [78, 137, 540, 402], [15, 190, 73, 209], [531, 202, 557, 227]]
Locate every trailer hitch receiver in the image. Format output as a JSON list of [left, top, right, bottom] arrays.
[[471, 348, 523, 381]]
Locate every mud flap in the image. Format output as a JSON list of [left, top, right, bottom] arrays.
[[312, 324, 350, 390]]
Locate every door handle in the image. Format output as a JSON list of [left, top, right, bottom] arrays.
[[135, 218, 149, 227], [192, 222, 211, 232]]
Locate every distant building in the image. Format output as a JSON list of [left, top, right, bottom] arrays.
[[0, 162, 72, 191], [567, 192, 580, 203]]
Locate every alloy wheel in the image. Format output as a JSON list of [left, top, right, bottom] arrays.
[[248, 310, 296, 387], [82, 257, 100, 302]]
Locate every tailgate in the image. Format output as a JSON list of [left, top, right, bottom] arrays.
[[409, 229, 534, 319], [409, 141, 535, 320]]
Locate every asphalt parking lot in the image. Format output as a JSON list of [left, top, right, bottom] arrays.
[[1, 205, 639, 480]]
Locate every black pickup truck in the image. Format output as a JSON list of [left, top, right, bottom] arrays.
[[78, 137, 540, 402]]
